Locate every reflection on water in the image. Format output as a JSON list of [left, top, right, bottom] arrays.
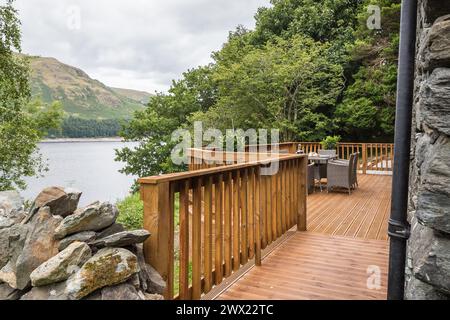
[[22, 141, 138, 206]]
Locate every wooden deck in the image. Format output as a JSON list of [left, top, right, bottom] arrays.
[[215, 174, 392, 300], [308, 174, 391, 240]]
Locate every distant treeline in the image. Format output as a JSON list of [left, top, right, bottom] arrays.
[[47, 117, 127, 138]]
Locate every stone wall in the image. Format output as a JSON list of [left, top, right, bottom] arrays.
[[1, 187, 165, 300], [405, 0, 450, 300]]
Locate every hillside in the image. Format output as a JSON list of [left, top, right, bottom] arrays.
[[28, 56, 151, 119], [110, 87, 153, 105]]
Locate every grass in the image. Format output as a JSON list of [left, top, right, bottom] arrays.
[[116, 193, 144, 230], [116, 192, 180, 231]]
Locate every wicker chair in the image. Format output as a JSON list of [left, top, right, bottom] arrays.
[[327, 153, 355, 195], [333, 152, 359, 189]]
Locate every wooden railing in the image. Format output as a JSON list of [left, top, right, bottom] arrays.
[[188, 148, 293, 171], [139, 154, 308, 299], [244, 142, 394, 174]]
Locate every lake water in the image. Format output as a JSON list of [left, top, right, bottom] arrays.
[[22, 141, 138, 206]]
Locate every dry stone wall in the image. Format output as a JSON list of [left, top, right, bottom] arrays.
[[406, 0, 450, 300], [0, 187, 165, 300]]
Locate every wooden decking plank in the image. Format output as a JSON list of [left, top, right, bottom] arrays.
[[308, 175, 391, 240], [233, 273, 386, 300], [216, 174, 391, 300], [217, 229, 389, 300]]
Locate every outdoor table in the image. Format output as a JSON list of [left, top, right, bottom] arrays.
[[308, 155, 338, 190]]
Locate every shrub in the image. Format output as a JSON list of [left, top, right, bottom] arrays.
[[320, 135, 341, 150], [117, 193, 144, 230], [116, 193, 180, 231]]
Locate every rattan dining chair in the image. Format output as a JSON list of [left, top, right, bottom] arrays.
[[327, 153, 356, 195]]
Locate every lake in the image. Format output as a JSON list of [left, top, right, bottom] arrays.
[[22, 141, 138, 206]]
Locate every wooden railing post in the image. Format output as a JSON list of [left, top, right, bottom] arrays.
[[140, 182, 174, 299], [255, 166, 262, 267], [362, 143, 367, 174], [297, 157, 307, 231]]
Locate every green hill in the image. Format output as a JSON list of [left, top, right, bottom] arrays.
[[28, 56, 152, 119]]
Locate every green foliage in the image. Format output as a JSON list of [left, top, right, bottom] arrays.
[[196, 35, 344, 141], [252, 0, 363, 43], [0, 1, 62, 191], [336, 1, 400, 141], [320, 135, 341, 150], [118, 0, 400, 179], [47, 116, 125, 138], [116, 193, 144, 230], [116, 65, 217, 179], [116, 192, 180, 231]]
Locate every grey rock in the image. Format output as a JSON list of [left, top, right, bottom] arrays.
[[55, 202, 119, 239], [90, 230, 150, 249], [420, 15, 450, 70], [101, 282, 143, 300], [144, 293, 164, 300], [0, 283, 23, 300], [30, 186, 81, 218], [409, 221, 450, 294], [129, 273, 141, 290], [14, 207, 62, 290], [405, 276, 449, 300], [97, 223, 125, 239], [65, 247, 139, 300], [82, 290, 102, 300], [419, 68, 450, 136], [20, 281, 68, 300], [414, 237, 450, 294], [0, 216, 15, 230], [0, 224, 29, 285], [30, 242, 92, 287], [0, 191, 23, 217], [145, 264, 166, 295], [135, 244, 165, 295], [416, 135, 450, 233], [59, 231, 97, 251], [422, 1, 450, 25]]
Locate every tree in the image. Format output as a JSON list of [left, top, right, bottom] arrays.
[[115, 65, 217, 179], [335, 0, 400, 141], [118, 0, 400, 182], [0, 0, 62, 190], [194, 35, 344, 141]]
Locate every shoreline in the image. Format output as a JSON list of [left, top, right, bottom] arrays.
[[41, 137, 125, 143]]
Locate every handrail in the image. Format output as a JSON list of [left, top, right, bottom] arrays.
[[243, 142, 395, 174], [140, 154, 308, 300], [187, 148, 294, 171], [139, 153, 304, 184]]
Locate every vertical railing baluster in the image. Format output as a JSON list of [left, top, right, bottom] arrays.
[[223, 172, 232, 278], [214, 174, 223, 285], [203, 176, 213, 294], [232, 170, 240, 271], [192, 178, 202, 299], [240, 169, 248, 264], [179, 180, 190, 299]]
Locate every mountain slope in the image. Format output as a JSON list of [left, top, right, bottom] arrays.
[[110, 87, 153, 105], [28, 56, 151, 119]]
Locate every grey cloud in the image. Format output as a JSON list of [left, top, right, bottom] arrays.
[[14, 0, 269, 92]]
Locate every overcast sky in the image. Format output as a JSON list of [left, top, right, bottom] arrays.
[[14, 0, 269, 93]]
